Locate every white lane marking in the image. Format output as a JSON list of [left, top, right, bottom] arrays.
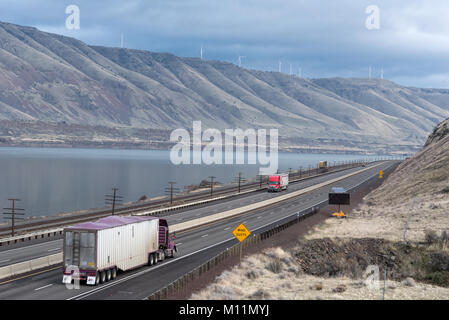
[[34, 284, 53, 291], [177, 218, 183, 221], [68, 162, 394, 301], [68, 237, 237, 300], [257, 216, 262, 219], [176, 243, 182, 246], [201, 234, 208, 238], [0, 259, 11, 264], [47, 248, 60, 252], [223, 227, 230, 231]]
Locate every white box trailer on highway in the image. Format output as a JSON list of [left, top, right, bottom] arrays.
[[62, 216, 176, 286]]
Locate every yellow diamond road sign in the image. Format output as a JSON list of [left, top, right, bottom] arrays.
[[233, 223, 251, 242]]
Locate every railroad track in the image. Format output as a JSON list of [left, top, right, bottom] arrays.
[[0, 163, 364, 237]]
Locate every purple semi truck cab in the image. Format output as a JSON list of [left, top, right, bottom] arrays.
[[62, 215, 176, 286]]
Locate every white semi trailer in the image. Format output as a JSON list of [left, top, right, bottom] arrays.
[[62, 215, 176, 286]]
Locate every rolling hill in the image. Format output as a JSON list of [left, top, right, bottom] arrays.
[[0, 21, 448, 153]]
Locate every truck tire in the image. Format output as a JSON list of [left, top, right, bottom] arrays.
[[161, 251, 165, 261], [154, 252, 158, 264], [95, 273, 100, 285], [111, 268, 117, 280], [148, 254, 154, 266], [106, 269, 112, 282], [100, 271, 106, 284]]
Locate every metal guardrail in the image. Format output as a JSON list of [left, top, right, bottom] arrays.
[[146, 162, 398, 300], [0, 162, 370, 247], [0, 161, 396, 283], [146, 206, 320, 300], [0, 188, 257, 247]]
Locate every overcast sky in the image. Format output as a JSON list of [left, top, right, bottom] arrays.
[[0, 0, 448, 88]]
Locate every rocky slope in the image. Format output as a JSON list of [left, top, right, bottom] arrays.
[[0, 21, 449, 151]]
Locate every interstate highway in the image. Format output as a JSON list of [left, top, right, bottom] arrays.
[[1, 161, 380, 267], [0, 161, 397, 300]]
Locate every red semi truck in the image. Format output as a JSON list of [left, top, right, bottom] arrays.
[[267, 173, 289, 192], [62, 215, 176, 286]]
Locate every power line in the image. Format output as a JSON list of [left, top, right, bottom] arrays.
[[164, 182, 180, 205], [105, 187, 123, 215], [3, 198, 25, 237], [208, 176, 216, 197]]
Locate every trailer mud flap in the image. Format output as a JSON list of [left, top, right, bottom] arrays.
[[62, 275, 72, 284]]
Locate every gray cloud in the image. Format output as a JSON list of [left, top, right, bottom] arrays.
[[0, 0, 448, 88]]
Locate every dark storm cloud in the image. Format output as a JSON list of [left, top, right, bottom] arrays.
[[0, 0, 448, 88]]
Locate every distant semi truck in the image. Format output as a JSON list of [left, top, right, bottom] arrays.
[[62, 216, 176, 286], [267, 173, 289, 192], [318, 161, 328, 173]]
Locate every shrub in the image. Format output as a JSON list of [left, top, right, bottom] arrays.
[[250, 289, 270, 299], [245, 271, 258, 280], [266, 260, 282, 274], [309, 282, 323, 290], [429, 252, 449, 272], [332, 284, 347, 293], [425, 272, 449, 287], [441, 230, 449, 246], [441, 186, 449, 194], [425, 230, 439, 245]]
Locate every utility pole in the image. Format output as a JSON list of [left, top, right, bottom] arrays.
[[208, 176, 216, 197], [258, 174, 264, 189], [105, 187, 123, 215], [3, 198, 25, 237], [165, 182, 179, 205], [236, 172, 246, 193], [238, 172, 242, 193]]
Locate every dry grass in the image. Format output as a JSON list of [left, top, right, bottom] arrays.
[[308, 135, 449, 243], [190, 248, 449, 300]]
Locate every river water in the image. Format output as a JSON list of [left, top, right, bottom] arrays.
[[0, 147, 386, 218]]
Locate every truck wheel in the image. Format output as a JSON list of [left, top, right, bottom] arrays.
[[100, 271, 106, 283], [154, 253, 158, 264], [95, 273, 100, 285], [106, 269, 112, 282], [161, 251, 165, 261], [111, 268, 117, 280], [148, 254, 154, 266]]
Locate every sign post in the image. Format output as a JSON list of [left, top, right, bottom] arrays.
[[232, 223, 251, 262]]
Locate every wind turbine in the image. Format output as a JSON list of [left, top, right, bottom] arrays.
[[289, 64, 292, 75], [369, 66, 372, 79], [120, 33, 124, 48], [278, 61, 282, 73], [200, 46, 203, 60], [380, 67, 384, 79], [238, 56, 245, 67]]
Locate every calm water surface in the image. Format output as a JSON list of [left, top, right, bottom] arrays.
[[0, 147, 386, 218]]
